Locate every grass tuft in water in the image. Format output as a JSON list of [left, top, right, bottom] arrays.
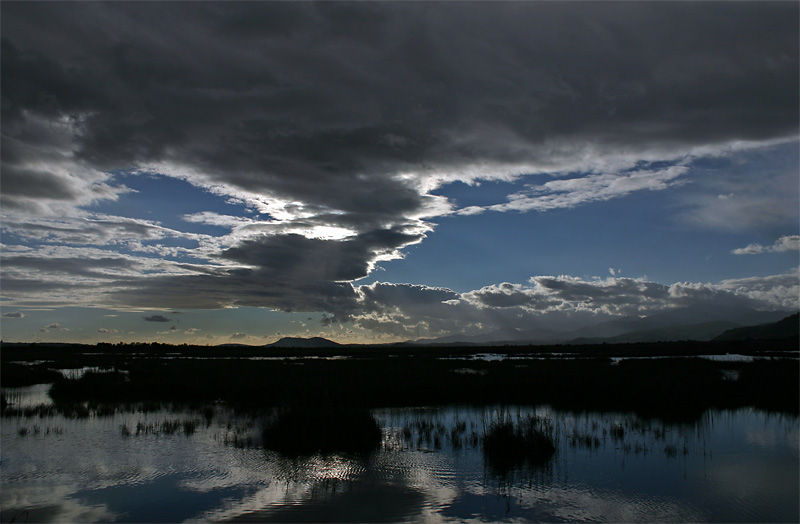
[[261, 406, 382, 456], [16, 424, 64, 437], [483, 416, 556, 475], [118, 418, 200, 437]]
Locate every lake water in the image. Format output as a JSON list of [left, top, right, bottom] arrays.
[[1, 386, 798, 523]]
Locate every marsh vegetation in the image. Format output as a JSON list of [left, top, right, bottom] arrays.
[[1, 340, 797, 522], [260, 406, 383, 456], [3, 339, 796, 421], [4, 398, 796, 523]]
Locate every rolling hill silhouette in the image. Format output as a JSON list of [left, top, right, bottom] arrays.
[[713, 313, 799, 341], [413, 306, 792, 346], [267, 336, 341, 348], [260, 309, 796, 348]]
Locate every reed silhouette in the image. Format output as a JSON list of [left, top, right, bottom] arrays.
[[3, 340, 797, 423], [261, 405, 382, 456], [483, 415, 557, 475]]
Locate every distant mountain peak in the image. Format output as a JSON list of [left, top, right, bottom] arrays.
[[714, 313, 799, 341], [409, 307, 794, 346], [267, 336, 340, 348]]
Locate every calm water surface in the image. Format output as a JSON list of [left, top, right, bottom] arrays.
[[1, 387, 797, 523]]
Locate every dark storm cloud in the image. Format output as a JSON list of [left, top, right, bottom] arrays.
[[3, 2, 796, 200], [143, 315, 171, 323], [2, 2, 797, 316], [2, 256, 139, 279], [531, 277, 670, 306], [0, 277, 94, 295], [220, 226, 422, 282], [110, 270, 360, 316], [350, 272, 794, 338], [468, 283, 546, 309], [2, 213, 170, 246], [2, 166, 83, 200], [358, 282, 461, 319]]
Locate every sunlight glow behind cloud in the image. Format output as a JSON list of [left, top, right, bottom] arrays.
[[1, 2, 797, 342]]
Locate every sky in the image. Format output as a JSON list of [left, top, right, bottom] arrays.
[[1, 1, 798, 345]]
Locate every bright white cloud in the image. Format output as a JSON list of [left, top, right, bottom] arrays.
[[717, 270, 800, 311], [0, 243, 232, 308], [674, 155, 798, 232], [732, 235, 800, 255], [1, 2, 797, 341], [458, 165, 688, 215], [350, 270, 797, 339], [1, 112, 132, 217]]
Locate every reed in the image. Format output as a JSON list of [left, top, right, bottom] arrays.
[[6, 340, 798, 423], [15, 425, 64, 437], [118, 418, 200, 437], [261, 406, 382, 456], [482, 415, 557, 475]]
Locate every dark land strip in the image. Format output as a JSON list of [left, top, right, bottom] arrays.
[[2, 339, 797, 423]]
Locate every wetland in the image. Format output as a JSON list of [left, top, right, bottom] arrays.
[[2, 340, 798, 522]]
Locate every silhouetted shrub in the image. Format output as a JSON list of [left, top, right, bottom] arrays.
[[49, 370, 129, 401], [483, 416, 556, 475], [261, 406, 382, 456], [1, 363, 63, 387]]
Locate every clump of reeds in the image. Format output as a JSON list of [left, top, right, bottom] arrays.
[[214, 417, 260, 448], [202, 406, 215, 426], [221, 432, 256, 448], [16, 425, 64, 437], [58, 404, 91, 419], [569, 432, 601, 449], [663, 441, 689, 458], [1, 363, 64, 388], [160, 418, 198, 435], [450, 420, 467, 449], [119, 418, 199, 437], [482, 415, 556, 475], [389, 416, 483, 452], [261, 406, 382, 456]]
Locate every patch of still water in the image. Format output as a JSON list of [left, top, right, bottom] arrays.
[[1, 389, 798, 523]]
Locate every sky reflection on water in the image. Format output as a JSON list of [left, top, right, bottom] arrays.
[[1, 393, 798, 523]]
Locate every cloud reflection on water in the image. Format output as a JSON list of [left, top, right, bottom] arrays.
[[0, 403, 797, 523]]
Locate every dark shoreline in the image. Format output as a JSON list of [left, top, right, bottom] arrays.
[[2, 339, 798, 423]]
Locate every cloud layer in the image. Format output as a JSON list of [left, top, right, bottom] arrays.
[[732, 235, 800, 255], [346, 271, 799, 339], [1, 2, 798, 337]]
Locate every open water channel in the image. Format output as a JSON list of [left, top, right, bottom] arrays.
[[1, 384, 798, 523]]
